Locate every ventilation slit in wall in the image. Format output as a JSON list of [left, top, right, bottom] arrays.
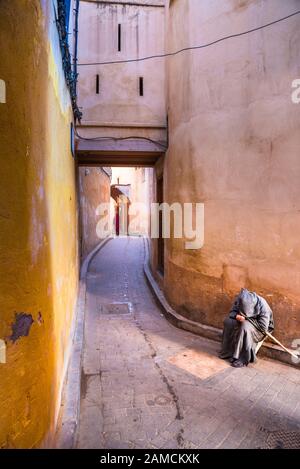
[[139, 77, 144, 96], [118, 24, 121, 52], [96, 74, 100, 94]]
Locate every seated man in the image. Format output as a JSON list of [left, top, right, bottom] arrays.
[[219, 288, 274, 368]]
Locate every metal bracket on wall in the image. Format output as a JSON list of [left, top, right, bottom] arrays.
[[55, 0, 82, 122]]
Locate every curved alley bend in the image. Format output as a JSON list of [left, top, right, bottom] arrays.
[[2, 0, 300, 452], [75, 237, 300, 450]]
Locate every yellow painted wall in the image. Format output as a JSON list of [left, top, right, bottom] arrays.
[[0, 1, 78, 447]]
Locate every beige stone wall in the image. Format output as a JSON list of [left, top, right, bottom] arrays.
[[163, 0, 300, 344], [79, 167, 111, 258], [149, 156, 164, 283], [77, 0, 166, 142], [81, 0, 164, 6]]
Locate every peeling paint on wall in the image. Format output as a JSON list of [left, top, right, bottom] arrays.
[[37, 312, 44, 325], [9, 313, 34, 343]]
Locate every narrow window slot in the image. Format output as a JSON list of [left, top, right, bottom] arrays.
[[118, 24, 121, 52], [96, 74, 100, 94], [139, 77, 144, 96]]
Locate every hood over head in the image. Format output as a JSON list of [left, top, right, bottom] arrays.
[[238, 288, 257, 317]]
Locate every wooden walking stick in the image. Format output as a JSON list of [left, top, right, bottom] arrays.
[[239, 312, 300, 360]]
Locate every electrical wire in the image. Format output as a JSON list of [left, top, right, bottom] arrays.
[[76, 9, 300, 142], [77, 9, 300, 66], [75, 128, 168, 149]]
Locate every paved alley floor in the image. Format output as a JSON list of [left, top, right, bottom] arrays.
[[76, 237, 300, 449]]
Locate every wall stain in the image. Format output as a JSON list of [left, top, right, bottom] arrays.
[[37, 311, 44, 325], [9, 313, 34, 343]]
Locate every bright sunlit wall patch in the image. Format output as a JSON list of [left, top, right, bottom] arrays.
[[0, 79, 6, 103]]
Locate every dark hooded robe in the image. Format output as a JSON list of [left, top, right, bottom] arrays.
[[219, 288, 274, 365]]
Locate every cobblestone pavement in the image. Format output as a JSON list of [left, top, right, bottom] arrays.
[[76, 237, 300, 449]]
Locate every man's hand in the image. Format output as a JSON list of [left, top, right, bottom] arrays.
[[236, 314, 245, 322]]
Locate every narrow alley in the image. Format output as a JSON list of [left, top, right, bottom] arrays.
[[1, 0, 300, 457], [76, 237, 300, 449]]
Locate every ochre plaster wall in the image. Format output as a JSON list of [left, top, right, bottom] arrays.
[[0, 1, 79, 447], [79, 167, 111, 258], [163, 0, 300, 345]]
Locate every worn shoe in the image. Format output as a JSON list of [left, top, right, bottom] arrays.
[[231, 359, 247, 368]]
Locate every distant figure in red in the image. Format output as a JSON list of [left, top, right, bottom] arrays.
[[115, 205, 120, 236]]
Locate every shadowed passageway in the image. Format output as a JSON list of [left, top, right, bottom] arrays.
[[76, 237, 300, 449]]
